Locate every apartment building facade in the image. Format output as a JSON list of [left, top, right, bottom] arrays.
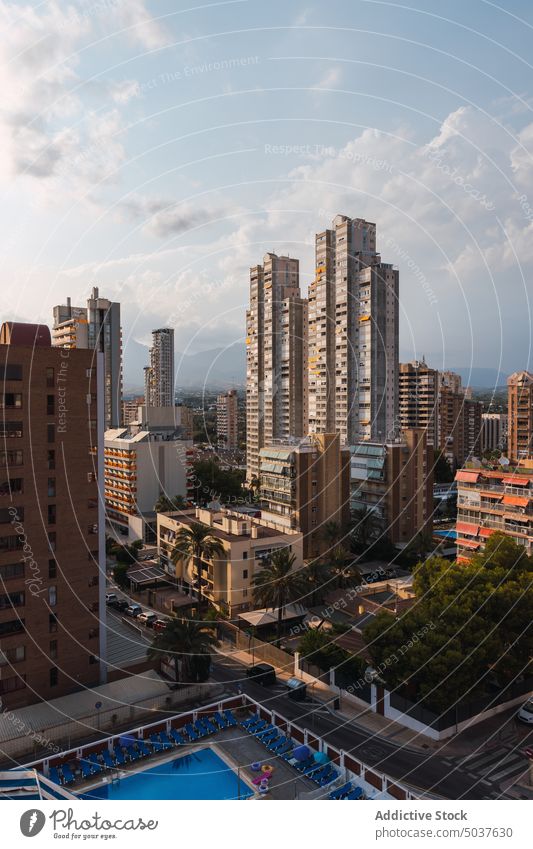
[[398, 360, 439, 446], [216, 389, 238, 449], [480, 413, 508, 454], [455, 464, 533, 561], [0, 322, 105, 709], [259, 433, 351, 559], [507, 371, 533, 462], [246, 253, 308, 482], [52, 287, 122, 429], [144, 328, 174, 408], [157, 507, 303, 615], [350, 428, 433, 546]]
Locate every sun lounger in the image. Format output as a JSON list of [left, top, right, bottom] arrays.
[[267, 735, 286, 750], [224, 709, 238, 726], [49, 766, 62, 785], [346, 786, 364, 800], [184, 723, 200, 741], [255, 724, 275, 738], [193, 719, 209, 737], [169, 728, 187, 746], [150, 733, 165, 751], [202, 717, 218, 734], [159, 732, 173, 749], [250, 719, 268, 735], [296, 757, 316, 772], [113, 746, 125, 766], [317, 767, 337, 786], [214, 711, 228, 729], [196, 718, 213, 735], [137, 740, 151, 757], [101, 750, 115, 769], [329, 782, 352, 800], [60, 763, 75, 784], [126, 745, 140, 761], [272, 740, 293, 757], [241, 713, 259, 729], [80, 760, 93, 780]]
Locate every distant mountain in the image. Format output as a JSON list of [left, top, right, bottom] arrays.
[[448, 367, 508, 388], [123, 340, 246, 392]]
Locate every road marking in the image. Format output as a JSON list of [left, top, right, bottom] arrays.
[[486, 760, 528, 783]]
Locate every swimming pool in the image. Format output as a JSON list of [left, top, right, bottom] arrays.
[[434, 529, 457, 540], [82, 748, 252, 801]]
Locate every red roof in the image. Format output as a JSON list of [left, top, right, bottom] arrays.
[[0, 322, 51, 347]]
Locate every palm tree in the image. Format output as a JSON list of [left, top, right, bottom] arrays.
[[350, 507, 381, 553], [252, 549, 304, 646], [147, 616, 219, 683], [170, 522, 226, 617], [302, 559, 335, 606], [154, 494, 187, 513], [322, 520, 343, 551]]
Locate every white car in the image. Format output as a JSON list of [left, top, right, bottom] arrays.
[[137, 611, 157, 627], [516, 697, 533, 724]]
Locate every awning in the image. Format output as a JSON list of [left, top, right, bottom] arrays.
[[456, 470, 480, 483], [457, 555, 471, 564], [478, 527, 496, 538], [502, 476, 529, 486], [457, 538, 480, 550], [480, 491, 503, 501], [503, 495, 529, 507], [456, 521, 479, 535]]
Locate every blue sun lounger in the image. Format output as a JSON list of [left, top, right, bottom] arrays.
[[101, 750, 115, 769], [150, 733, 165, 751], [159, 731, 173, 749], [193, 719, 209, 737], [113, 746, 126, 766], [214, 711, 228, 729], [49, 766, 62, 785], [317, 767, 338, 786], [169, 728, 187, 746], [137, 740, 151, 757], [126, 745, 140, 761], [87, 754, 102, 774], [202, 717, 218, 734], [241, 713, 260, 729], [60, 763, 75, 784], [184, 723, 200, 741], [270, 737, 291, 754], [80, 760, 93, 780], [255, 723, 275, 738], [346, 786, 364, 800], [329, 782, 352, 799], [224, 709, 238, 727]]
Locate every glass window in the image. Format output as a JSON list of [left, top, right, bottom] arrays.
[[49, 640, 58, 660], [49, 613, 58, 633], [0, 364, 22, 380], [49, 666, 58, 687], [47, 450, 55, 470], [48, 586, 57, 606], [1, 449, 23, 466], [0, 421, 23, 438], [47, 504, 56, 525], [47, 424, 55, 443], [47, 478, 56, 497], [46, 367, 54, 388], [48, 559, 57, 579], [0, 562, 24, 580], [1, 393, 22, 409], [46, 395, 55, 415]]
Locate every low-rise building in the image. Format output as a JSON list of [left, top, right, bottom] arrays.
[[259, 433, 351, 559], [157, 507, 303, 615], [455, 462, 533, 560], [350, 428, 433, 546]]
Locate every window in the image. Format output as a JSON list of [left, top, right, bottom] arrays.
[[47, 478, 56, 497], [47, 450, 55, 470], [1, 393, 22, 409], [48, 586, 57, 606], [0, 645, 25, 666], [0, 364, 22, 380], [0, 449, 23, 466], [242, 569, 248, 579], [0, 619, 24, 637], [0, 562, 24, 581], [0, 506, 23, 523], [0, 535, 23, 553], [48, 559, 57, 579], [47, 505, 56, 525], [0, 421, 23, 438], [88, 523, 98, 535], [0, 591, 25, 609], [47, 424, 55, 443], [0, 675, 26, 695], [49, 640, 58, 660], [87, 498, 98, 509], [46, 395, 55, 415], [49, 613, 58, 633], [48, 532, 56, 552], [243, 551, 248, 560], [86, 368, 95, 378], [49, 666, 58, 687], [88, 628, 98, 639], [89, 655, 98, 665], [0, 478, 23, 496], [242, 588, 248, 598], [46, 367, 54, 388], [88, 575, 98, 587]]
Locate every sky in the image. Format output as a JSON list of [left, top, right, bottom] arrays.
[[1, 0, 533, 385]]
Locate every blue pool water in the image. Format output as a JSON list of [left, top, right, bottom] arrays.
[[83, 749, 252, 801], [434, 529, 457, 540]]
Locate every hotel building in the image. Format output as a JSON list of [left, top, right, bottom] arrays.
[[216, 389, 239, 449], [0, 322, 106, 709]]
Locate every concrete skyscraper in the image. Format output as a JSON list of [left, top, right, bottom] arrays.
[[144, 328, 175, 408], [308, 215, 399, 445], [52, 287, 122, 430], [246, 253, 308, 482], [507, 370, 533, 462]]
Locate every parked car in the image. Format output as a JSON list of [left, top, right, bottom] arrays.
[[105, 593, 118, 605], [245, 663, 276, 686], [516, 697, 533, 724], [137, 612, 158, 627], [153, 619, 169, 633], [112, 598, 129, 612], [125, 604, 142, 617]]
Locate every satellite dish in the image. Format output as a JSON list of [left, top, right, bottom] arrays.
[[499, 456, 510, 466]]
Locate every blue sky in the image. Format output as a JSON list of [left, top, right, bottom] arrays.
[[1, 0, 533, 384]]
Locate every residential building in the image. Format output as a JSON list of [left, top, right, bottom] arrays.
[[246, 253, 308, 482], [52, 287, 122, 429], [480, 413, 508, 454], [0, 322, 106, 709], [455, 462, 533, 561], [217, 389, 239, 448], [259, 433, 351, 559], [399, 360, 439, 446], [127, 404, 193, 440], [104, 426, 193, 543], [438, 378, 483, 468], [507, 371, 533, 462], [308, 215, 399, 444], [145, 328, 174, 408], [157, 507, 303, 615], [122, 396, 145, 425], [350, 428, 433, 546]]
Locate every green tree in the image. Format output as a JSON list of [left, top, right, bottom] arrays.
[[350, 507, 381, 553], [301, 559, 335, 606], [191, 457, 245, 505], [113, 562, 129, 589], [170, 522, 226, 616], [434, 451, 454, 483], [147, 616, 219, 682], [252, 549, 305, 646], [154, 494, 187, 513]]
